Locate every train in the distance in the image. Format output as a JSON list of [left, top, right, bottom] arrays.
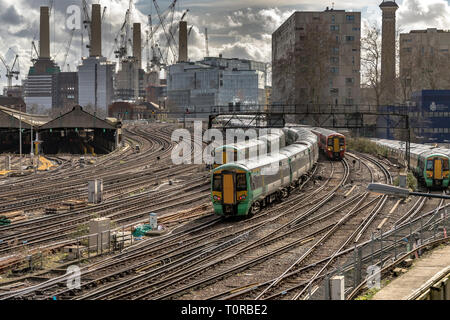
[[372, 139, 450, 189], [211, 127, 319, 217], [311, 127, 346, 160]]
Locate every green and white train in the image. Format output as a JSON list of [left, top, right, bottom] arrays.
[[211, 127, 319, 217], [372, 139, 450, 188]]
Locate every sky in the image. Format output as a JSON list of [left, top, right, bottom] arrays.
[[1, 0, 450, 90]]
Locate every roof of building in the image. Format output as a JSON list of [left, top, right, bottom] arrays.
[[0, 105, 51, 128], [39, 105, 118, 130], [379, 1, 399, 8]]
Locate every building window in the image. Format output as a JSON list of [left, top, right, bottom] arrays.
[[345, 98, 354, 105], [346, 36, 355, 41], [403, 47, 412, 53], [330, 57, 339, 64], [336, 36, 340, 42], [346, 78, 355, 85], [330, 25, 340, 31], [331, 15, 335, 23], [333, 47, 339, 54], [346, 15, 355, 21], [331, 67, 339, 74], [330, 88, 339, 95], [352, 27, 360, 31]]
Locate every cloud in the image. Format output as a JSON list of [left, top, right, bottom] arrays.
[[1, 0, 450, 91], [398, 0, 450, 31]]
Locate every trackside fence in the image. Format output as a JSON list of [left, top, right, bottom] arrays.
[[305, 204, 450, 300]]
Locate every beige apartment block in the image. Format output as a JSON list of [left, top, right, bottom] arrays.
[[272, 8, 361, 108], [400, 28, 450, 100]]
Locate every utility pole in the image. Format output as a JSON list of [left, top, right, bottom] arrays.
[[19, 113, 22, 175], [30, 118, 33, 158]]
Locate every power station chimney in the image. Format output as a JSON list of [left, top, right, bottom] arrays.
[[178, 21, 188, 62], [39, 6, 50, 59], [380, 1, 399, 105], [133, 23, 142, 69], [90, 4, 102, 57]]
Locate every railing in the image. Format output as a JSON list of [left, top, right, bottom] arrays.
[[304, 204, 450, 300]]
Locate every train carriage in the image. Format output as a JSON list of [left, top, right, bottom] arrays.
[[311, 128, 345, 160], [372, 139, 450, 189], [213, 129, 286, 168], [211, 127, 318, 217]]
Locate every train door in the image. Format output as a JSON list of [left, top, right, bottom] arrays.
[[434, 158, 443, 180], [333, 137, 340, 153], [223, 173, 235, 204]]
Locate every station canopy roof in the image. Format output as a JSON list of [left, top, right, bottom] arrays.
[[40, 105, 118, 130], [0, 105, 51, 129]]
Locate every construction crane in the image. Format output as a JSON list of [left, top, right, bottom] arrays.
[[81, 0, 91, 54], [153, 0, 178, 64], [0, 52, 20, 89], [205, 28, 209, 57], [101, 6, 107, 22], [30, 40, 39, 63], [62, 28, 75, 72], [113, 0, 133, 61]]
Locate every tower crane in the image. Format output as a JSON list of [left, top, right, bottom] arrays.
[[62, 28, 76, 72], [113, 0, 133, 62], [81, 0, 91, 54], [0, 52, 20, 89], [153, 0, 178, 63], [205, 28, 209, 57]]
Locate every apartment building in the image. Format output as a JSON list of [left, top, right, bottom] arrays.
[[272, 8, 361, 108]]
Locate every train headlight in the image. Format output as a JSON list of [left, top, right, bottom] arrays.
[[213, 195, 221, 201], [239, 195, 246, 201], [426, 172, 433, 178], [327, 147, 333, 151], [444, 172, 449, 178]]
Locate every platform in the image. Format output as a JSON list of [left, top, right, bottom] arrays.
[[372, 244, 450, 300]]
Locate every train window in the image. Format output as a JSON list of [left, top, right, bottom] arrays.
[[236, 173, 247, 191], [444, 159, 449, 171], [426, 160, 433, 170], [340, 138, 345, 146], [328, 138, 333, 146], [213, 174, 222, 191]]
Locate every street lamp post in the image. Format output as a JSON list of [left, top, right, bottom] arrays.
[[19, 112, 22, 175], [368, 183, 450, 200]]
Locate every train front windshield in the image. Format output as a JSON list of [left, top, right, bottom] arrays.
[[213, 174, 222, 191], [426, 157, 449, 180], [328, 136, 345, 152]]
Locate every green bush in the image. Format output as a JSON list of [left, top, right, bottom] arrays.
[[347, 138, 388, 158], [393, 172, 417, 191]]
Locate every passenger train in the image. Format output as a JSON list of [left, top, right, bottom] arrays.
[[211, 127, 319, 217], [372, 139, 450, 189], [311, 127, 346, 160], [213, 129, 286, 168]]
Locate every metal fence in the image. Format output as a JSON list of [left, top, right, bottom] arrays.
[[307, 204, 450, 300]]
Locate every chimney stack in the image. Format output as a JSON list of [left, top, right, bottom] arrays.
[[133, 23, 142, 69], [90, 4, 102, 57], [379, 1, 399, 105], [40, 6, 50, 59], [178, 21, 188, 62]]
